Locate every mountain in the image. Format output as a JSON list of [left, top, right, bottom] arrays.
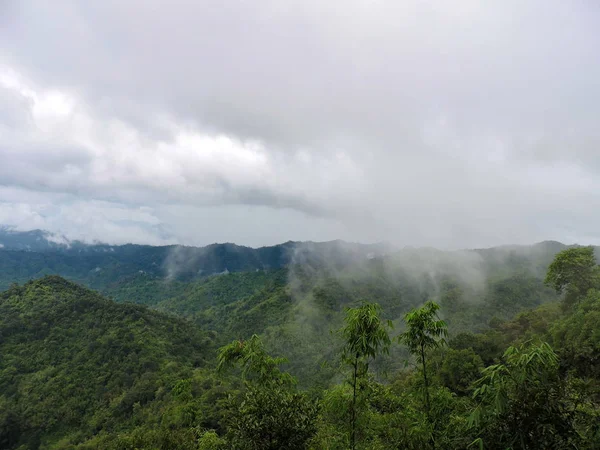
[[0, 235, 598, 448], [0, 228, 569, 335], [0, 228, 572, 289], [0, 227, 571, 383], [0, 229, 391, 289], [0, 276, 217, 449], [0, 227, 73, 251]]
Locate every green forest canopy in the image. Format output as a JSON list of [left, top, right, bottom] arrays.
[[0, 245, 598, 448]]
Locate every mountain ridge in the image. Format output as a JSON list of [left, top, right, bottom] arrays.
[[0, 226, 584, 293], [0, 226, 579, 254]]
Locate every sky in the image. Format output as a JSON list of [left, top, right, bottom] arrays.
[[0, 1, 599, 248]]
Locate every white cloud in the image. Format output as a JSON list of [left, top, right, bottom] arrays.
[[0, 196, 174, 246], [0, 66, 365, 218], [0, 1, 599, 247]]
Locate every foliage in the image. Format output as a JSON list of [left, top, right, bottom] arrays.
[[0, 276, 215, 449], [435, 348, 484, 395], [315, 374, 472, 450], [0, 239, 563, 387], [339, 302, 392, 450], [226, 386, 319, 450], [399, 300, 448, 426], [0, 239, 599, 449], [217, 335, 319, 449], [545, 246, 600, 307], [197, 430, 227, 450], [217, 334, 294, 387], [341, 302, 393, 363], [550, 289, 600, 378], [399, 301, 448, 356], [469, 342, 582, 449]]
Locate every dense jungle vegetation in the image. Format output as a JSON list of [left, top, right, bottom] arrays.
[[0, 232, 599, 448]]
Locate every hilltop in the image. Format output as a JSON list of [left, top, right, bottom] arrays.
[[0, 276, 216, 449]]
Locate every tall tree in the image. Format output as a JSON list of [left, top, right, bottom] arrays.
[[340, 302, 392, 450], [545, 246, 599, 308], [217, 335, 318, 450], [398, 301, 447, 448]]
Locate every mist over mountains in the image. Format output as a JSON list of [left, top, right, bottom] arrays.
[[0, 226, 574, 286], [2, 1, 600, 447], [0, 225, 569, 343], [2, 226, 599, 448]]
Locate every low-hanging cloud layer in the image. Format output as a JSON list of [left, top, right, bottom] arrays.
[[0, 0, 599, 248]]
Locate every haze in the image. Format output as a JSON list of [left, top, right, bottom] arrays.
[[1, 1, 599, 248]]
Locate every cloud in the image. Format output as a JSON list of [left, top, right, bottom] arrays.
[[0, 1, 599, 247], [0, 187, 174, 245]]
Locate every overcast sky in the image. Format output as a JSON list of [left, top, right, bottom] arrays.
[[0, 1, 599, 248]]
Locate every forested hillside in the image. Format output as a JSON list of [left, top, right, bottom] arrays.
[[0, 246, 599, 449], [1, 230, 599, 448], [0, 277, 221, 449], [3, 0, 597, 447], [0, 231, 566, 384]]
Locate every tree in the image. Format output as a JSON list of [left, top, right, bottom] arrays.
[[340, 302, 392, 450], [197, 430, 227, 450], [550, 289, 600, 378], [217, 335, 318, 450], [435, 347, 484, 395], [468, 342, 582, 449], [217, 334, 293, 387], [398, 301, 447, 448], [545, 246, 599, 308]]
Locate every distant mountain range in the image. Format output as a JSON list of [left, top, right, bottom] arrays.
[[0, 232, 597, 449], [0, 227, 392, 283], [0, 227, 581, 287], [0, 227, 75, 251], [0, 226, 577, 393]]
